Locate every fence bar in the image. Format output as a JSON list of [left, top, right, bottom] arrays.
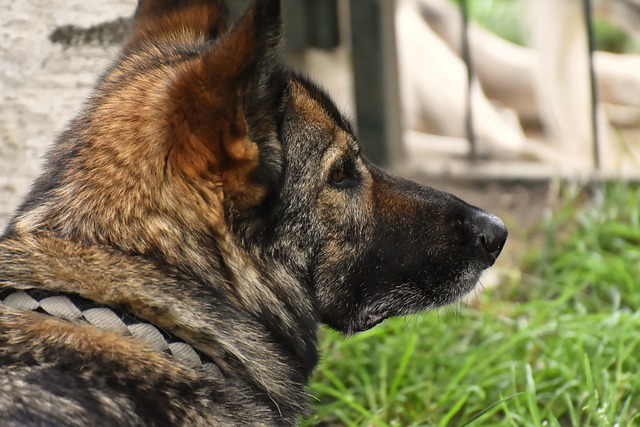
[[306, 0, 340, 49], [459, 0, 478, 161], [582, 0, 601, 170], [349, 0, 403, 166]]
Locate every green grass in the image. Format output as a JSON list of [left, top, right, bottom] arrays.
[[458, 0, 639, 53], [303, 183, 640, 426], [465, 0, 528, 47]]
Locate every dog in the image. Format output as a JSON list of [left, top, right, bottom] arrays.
[[0, 0, 507, 425]]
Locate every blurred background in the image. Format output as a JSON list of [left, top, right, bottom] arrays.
[[1, 0, 639, 425]]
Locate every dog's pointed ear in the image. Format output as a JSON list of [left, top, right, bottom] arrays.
[[241, 0, 286, 140], [127, 0, 230, 48], [163, 0, 284, 204]]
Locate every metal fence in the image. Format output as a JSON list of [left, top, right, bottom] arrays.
[[229, 0, 609, 170]]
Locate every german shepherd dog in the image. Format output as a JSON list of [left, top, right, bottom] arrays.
[[0, 0, 507, 425]]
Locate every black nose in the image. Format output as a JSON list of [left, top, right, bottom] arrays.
[[472, 211, 508, 265]]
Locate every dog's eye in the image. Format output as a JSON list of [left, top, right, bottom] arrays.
[[331, 165, 346, 184], [328, 160, 359, 189]]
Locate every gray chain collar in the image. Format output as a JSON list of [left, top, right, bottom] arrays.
[[0, 288, 219, 373]]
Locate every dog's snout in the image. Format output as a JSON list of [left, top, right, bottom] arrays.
[[472, 211, 507, 265]]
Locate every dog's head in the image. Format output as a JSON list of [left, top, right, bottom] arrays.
[[12, 0, 506, 335]]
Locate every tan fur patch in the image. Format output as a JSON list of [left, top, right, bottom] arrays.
[[128, 1, 229, 48], [289, 81, 336, 132], [289, 80, 358, 172]]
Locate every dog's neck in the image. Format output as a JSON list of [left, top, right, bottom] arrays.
[[0, 230, 319, 417]]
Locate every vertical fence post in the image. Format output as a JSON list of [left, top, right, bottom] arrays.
[[459, 0, 478, 162], [582, 0, 601, 170], [226, 0, 250, 18], [349, 0, 403, 167]]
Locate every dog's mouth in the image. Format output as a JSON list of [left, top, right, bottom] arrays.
[[348, 270, 487, 334], [351, 311, 390, 333]]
